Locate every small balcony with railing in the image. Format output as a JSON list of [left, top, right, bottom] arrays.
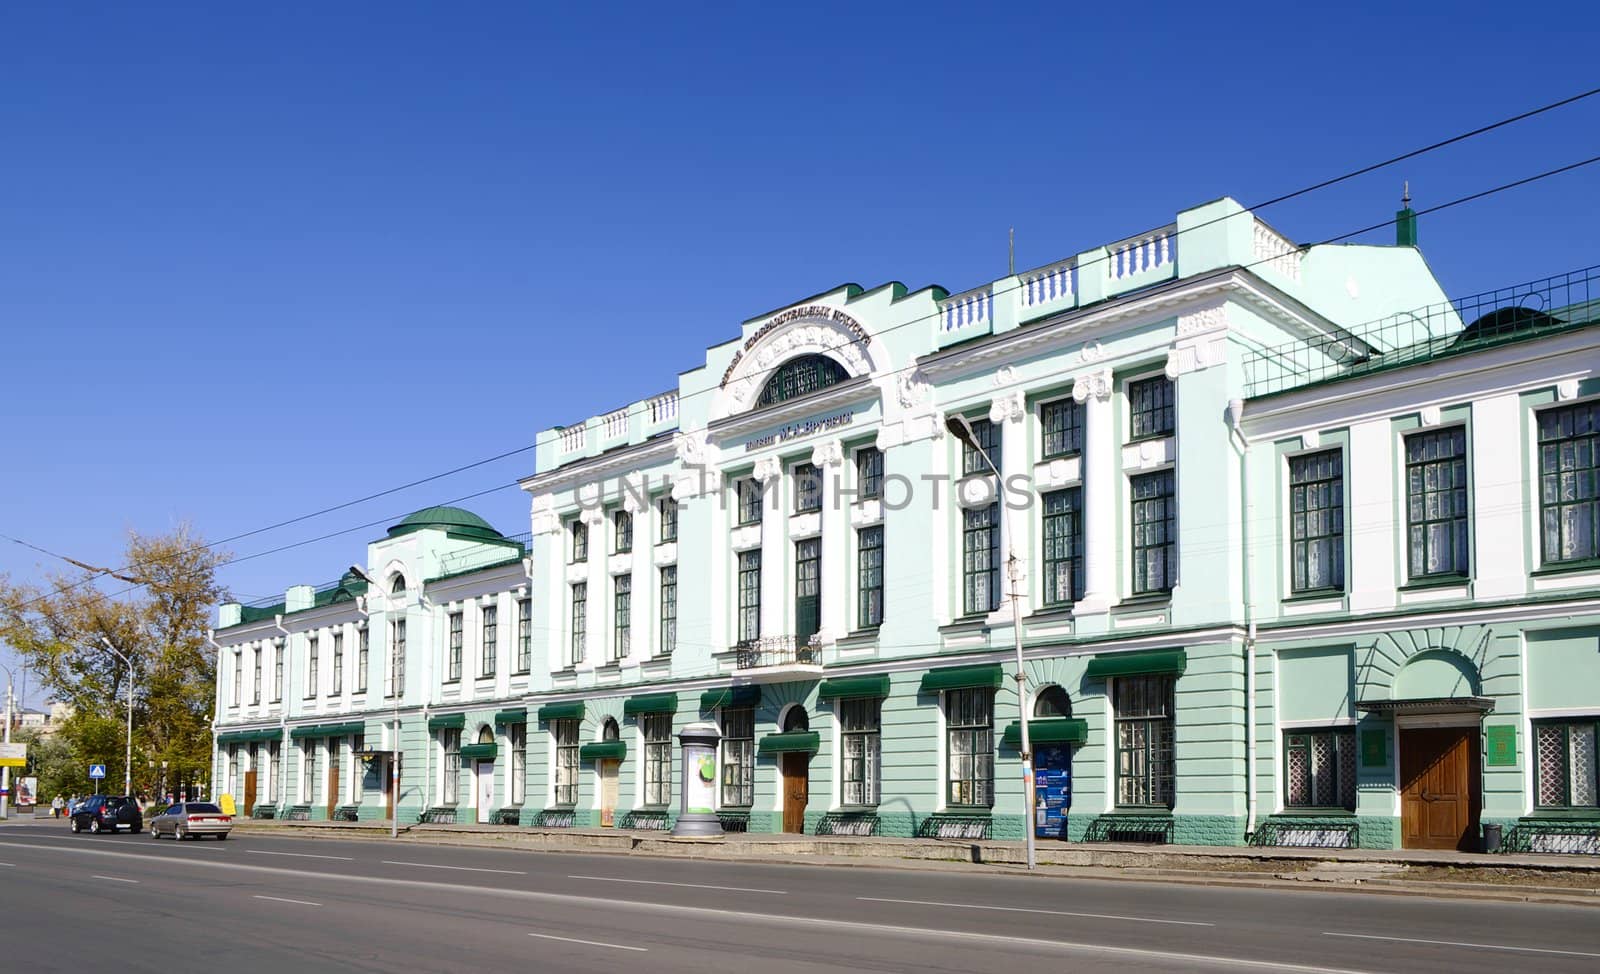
[[730, 634, 823, 675], [1242, 265, 1600, 399]]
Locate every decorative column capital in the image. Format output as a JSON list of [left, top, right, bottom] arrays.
[[1071, 369, 1114, 404], [988, 390, 1025, 425], [752, 455, 783, 484], [811, 439, 845, 469]]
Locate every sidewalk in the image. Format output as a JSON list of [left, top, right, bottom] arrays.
[[229, 817, 1600, 903]]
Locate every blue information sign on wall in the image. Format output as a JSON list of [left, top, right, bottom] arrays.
[[1033, 745, 1072, 839]]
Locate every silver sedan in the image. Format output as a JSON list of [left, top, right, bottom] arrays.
[[149, 802, 234, 840]]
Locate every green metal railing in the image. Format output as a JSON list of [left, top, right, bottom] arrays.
[[1243, 266, 1600, 398]]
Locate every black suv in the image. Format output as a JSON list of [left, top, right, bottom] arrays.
[[70, 795, 143, 835]]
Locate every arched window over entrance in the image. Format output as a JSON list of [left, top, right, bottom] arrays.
[[1034, 684, 1073, 719], [477, 726, 494, 745], [756, 355, 849, 408], [781, 706, 810, 733], [601, 717, 620, 742], [390, 574, 407, 596]]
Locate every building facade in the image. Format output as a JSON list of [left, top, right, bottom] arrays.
[[213, 197, 1600, 851]]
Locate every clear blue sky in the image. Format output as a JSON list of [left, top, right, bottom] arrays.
[[3, 3, 1599, 704]]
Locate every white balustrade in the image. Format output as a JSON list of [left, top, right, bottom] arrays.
[[647, 392, 679, 424], [940, 288, 994, 332], [601, 408, 629, 440], [558, 425, 587, 454], [1020, 259, 1076, 308], [1107, 227, 1175, 281], [1252, 219, 1302, 283]]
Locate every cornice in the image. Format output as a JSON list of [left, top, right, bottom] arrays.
[[521, 436, 677, 496]]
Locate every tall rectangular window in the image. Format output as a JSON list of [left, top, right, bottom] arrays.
[[612, 575, 631, 662], [659, 565, 677, 656], [516, 599, 532, 674], [509, 723, 526, 805], [737, 477, 763, 526], [570, 520, 588, 563], [856, 446, 884, 500], [273, 640, 284, 702], [793, 463, 822, 513], [658, 496, 678, 543], [1290, 450, 1345, 593], [962, 418, 1001, 475], [795, 538, 821, 644], [946, 688, 994, 807], [305, 636, 319, 699], [1284, 729, 1357, 810], [231, 651, 241, 706], [1131, 470, 1176, 595], [1041, 487, 1084, 606], [1536, 719, 1599, 809], [251, 647, 261, 705], [441, 729, 461, 804], [331, 632, 344, 696], [446, 611, 463, 682], [643, 712, 672, 806], [356, 626, 368, 694], [1406, 427, 1470, 579], [737, 550, 761, 642], [1128, 376, 1175, 440], [720, 706, 754, 807], [857, 525, 884, 628], [841, 697, 882, 806], [613, 509, 633, 554], [569, 583, 587, 665], [962, 504, 1000, 615], [1114, 675, 1175, 807], [302, 741, 318, 803], [1041, 398, 1083, 458], [553, 720, 580, 806], [388, 619, 406, 697], [481, 604, 498, 677], [1538, 402, 1600, 565]]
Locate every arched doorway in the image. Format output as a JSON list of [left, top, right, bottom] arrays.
[[780, 706, 810, 834], [599, 718, 620, 828], [474, 727, 496, 824], [1031, 685, 1074, 840]]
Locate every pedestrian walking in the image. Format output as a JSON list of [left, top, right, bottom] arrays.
[[51, 795, 64, 819]]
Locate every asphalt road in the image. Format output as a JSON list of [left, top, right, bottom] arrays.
[[2, 818, 1597, 973]]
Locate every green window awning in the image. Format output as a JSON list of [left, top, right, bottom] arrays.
[[818, 675, 891, 700], [919, 663, 1004, 694], [623, 692, 678, 716], [699, 685, 761, 711], [217, 728, 282, 745], [288, 722, 366, 740], [494, 709, 527, 725], [1083, 649, 1187, 681], [580, 740, 627, 761], [758, 731, 820, 755], [537, 701, 585, 723], [1001, 718, 1088, 748], [459, 743, 498, 760], [428, 714, 467, 731]]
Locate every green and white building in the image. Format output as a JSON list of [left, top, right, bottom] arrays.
[[213, 196, 1600, 852]]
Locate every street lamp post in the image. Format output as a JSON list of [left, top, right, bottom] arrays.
[[1, 663, 15, 820], [946, 414, 1036, 871], [348, 565, 400, 840], [99, 638, 136, 797]]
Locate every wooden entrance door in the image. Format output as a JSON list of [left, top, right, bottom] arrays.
[[781, 753, 809, 833], [326, 742, 341, 819], [599, 760, 619, 827], [1400, 726, 1479, 851], [243, 771, 257, 817]]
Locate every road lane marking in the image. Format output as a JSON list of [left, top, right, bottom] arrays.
[[0, 841, 1378, 974], [529, 932, 647, 952], [569, 875, 787, 895], [382, 860, 526, 875], [1324, 932, 1600, 959], [253, 894, 323, 907], [857, 896, 1214, 927], [92, 875, 139, 883], [246, 850, 355, 861]]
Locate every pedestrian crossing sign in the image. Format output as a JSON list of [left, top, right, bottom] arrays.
[[89, 763, 106, 779]]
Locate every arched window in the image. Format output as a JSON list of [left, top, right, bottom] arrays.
[[1034, 684, 1073, 719], [781, 706, 810, 733], [477, 726, 494, 745], [601, 717, 620, 742], [390, 574, 407, 596], [756, 355, 849, 408]]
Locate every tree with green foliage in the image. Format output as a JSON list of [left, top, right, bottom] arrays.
[[0, 526, 227, 796]]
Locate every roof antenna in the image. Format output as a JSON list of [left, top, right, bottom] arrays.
[[1402, 180, 1411, 209], [1396, 181, 1418, 247], [1008, 227, 1015, 276]]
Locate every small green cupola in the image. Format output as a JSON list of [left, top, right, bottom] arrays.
[[385, 505, 506, 543]]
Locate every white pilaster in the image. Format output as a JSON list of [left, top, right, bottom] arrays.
[[1347, 419, 1396, 612], [1074, 370, 1115, 614], [1473, 393, 1528, 600], [814, 440, 848, 642]]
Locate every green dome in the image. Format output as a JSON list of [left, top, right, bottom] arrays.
[[386, 506, 505, 542]]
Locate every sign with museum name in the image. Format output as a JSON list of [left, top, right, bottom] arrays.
[[744, 410, 854, 451]]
